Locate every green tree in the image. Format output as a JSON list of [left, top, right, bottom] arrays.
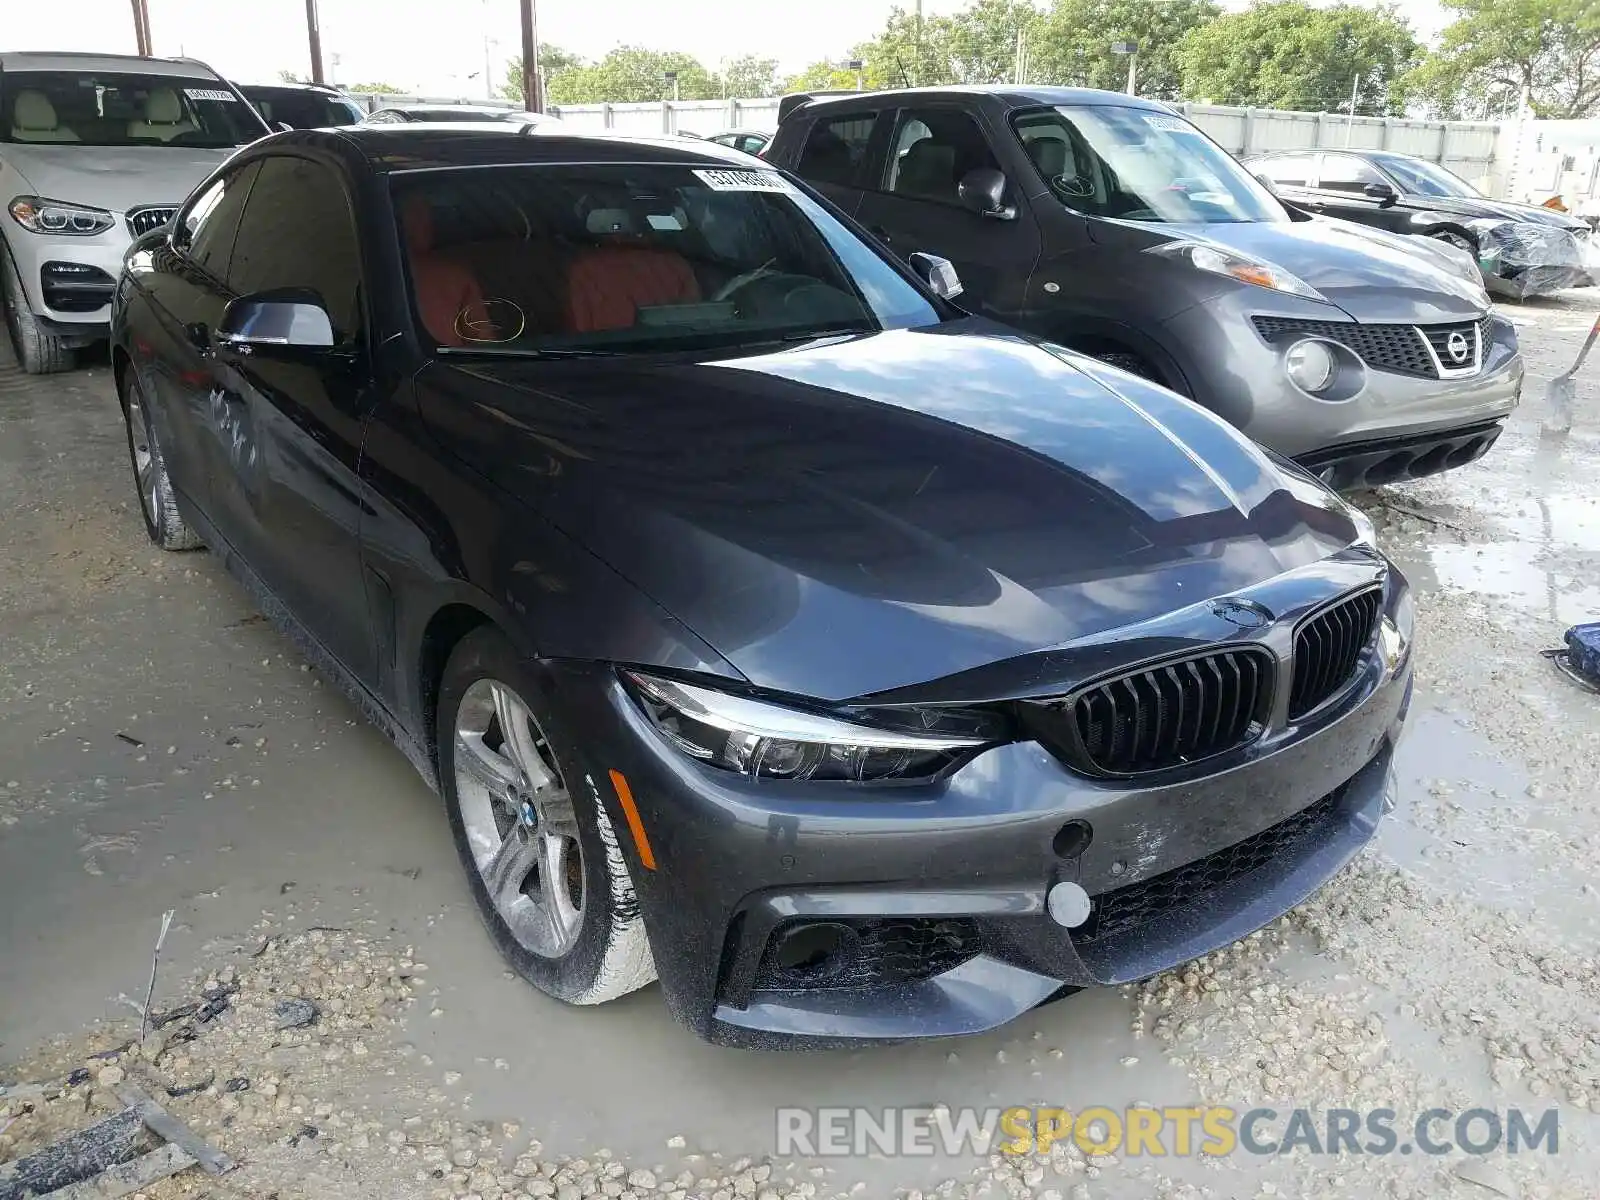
[[783, 60, 865, 92], [1406, 0, 1600, 118], [343, 82, 401, 95], [716, 55, 782, 97], [1177, 1, 1422, 114], [1029, 0, 1217, 98], [500, 45, 585, 104], [852, 6, 961, 88], [948, 0, 1044, 84], [546, 47, 717, 104]]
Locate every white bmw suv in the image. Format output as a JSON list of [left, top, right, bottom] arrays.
[[1, 51, 270, 373]]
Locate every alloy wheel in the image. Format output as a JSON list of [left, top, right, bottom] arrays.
[[453, 678, 585, 957], [126, 387, 161, 529]]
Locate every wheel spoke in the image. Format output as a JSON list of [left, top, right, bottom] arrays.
[[539, 831, 583, 941], [490, 682, 545, 783], [454, 728, 519, 800], [484, 827, 538, 910]]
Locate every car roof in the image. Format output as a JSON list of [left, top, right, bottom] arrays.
[[273, 124, 766, 172], [0, 50, 221, 78], [241, 81, 351, 97], [789, 84, 1177, 117]]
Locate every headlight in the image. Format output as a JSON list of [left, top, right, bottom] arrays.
[[624, 671, 1000, 783], [1150, 240, 1326, 302], [8, 196, 116, 236], [1378, 589, 1414, 675], [1285, 339, 1337, 393]]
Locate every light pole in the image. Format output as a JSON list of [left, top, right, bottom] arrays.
[[664, 70, 680, 103], [1111, 40, 1138, 96], [847, 59, 864, 91]]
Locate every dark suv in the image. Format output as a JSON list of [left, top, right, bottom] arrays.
[[766, 86, 1523, 491]]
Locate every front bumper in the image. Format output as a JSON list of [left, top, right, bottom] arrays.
[[1163, 299, 1523, 463], [550, 563, 1413, 1047], [4, 225, 134, 333]]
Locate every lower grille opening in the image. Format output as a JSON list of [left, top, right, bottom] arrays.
[[1072, 782, 1350, 945], [752, 917, 983, 992]]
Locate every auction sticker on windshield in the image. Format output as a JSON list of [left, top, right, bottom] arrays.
[[184, 88, 239, 102], [1143, 114, 1198, 133], [693, 169, 794, 193]]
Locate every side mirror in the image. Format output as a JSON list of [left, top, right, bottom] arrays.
[[1364, 181, 1398, 206], [276, 121, 294, 133], [217, 291, 335, 353], [957, 168, 1017, 221], [906, 251, 964, 301]]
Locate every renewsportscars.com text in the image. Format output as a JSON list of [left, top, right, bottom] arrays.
[[775, 1106, 1560, 1159]]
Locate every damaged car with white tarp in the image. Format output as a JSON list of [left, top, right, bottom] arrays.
[[1248, 148, 1598, 301]]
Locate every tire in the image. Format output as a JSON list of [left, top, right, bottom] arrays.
[[438, 627, 656, 1005], [119, 369, 204, 551], [1, 240, 76, 375]]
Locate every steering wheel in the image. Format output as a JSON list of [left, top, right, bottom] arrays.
[[712, 257, 778, 303], [453, 297, 525, 344]]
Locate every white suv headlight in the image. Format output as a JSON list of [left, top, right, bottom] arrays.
[[9, 196, 116, 237]]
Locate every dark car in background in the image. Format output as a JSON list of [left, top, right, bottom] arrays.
[[363, 103, 559, 127], [111, 124, 1412, 1046], [238, 82, 365, 130], [767, 86, 1523, 491], [1247, 148, 1597, 300]]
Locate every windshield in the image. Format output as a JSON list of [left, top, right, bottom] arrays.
[[1371, 154, 1481, 199], [1015, 105, 1286, 224], [394, 163, 941, 355], [1, 70, 268, 148]]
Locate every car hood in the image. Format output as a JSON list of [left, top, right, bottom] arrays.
[[1398, 192, 1589, 231], [1105, 216, 1489, 323], [416, 322, 1364, 700], [0, 144, 237, 214]]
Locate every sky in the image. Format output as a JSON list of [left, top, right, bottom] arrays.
[[10, 0, 1452, 98]]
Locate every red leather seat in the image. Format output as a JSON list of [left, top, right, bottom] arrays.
[[566, 209, 701, 333], [401, 198, 488, 347]]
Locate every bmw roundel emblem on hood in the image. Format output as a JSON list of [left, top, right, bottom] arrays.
[[1211, 598, 1272, 629]]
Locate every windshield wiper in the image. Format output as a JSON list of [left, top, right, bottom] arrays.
[[436, 345, 622, 359], [776, 325, 876, 342]]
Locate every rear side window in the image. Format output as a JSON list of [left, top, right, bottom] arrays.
[[180, 161, 261, 280], [250, 91, 362, 129], [885, 108, 1000, 204], [797, 112, 878, 188], [227, 155, 363, 340]]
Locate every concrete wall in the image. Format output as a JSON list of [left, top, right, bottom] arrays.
[[545, 97, 1500, 178]]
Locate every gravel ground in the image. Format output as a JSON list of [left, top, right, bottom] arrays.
[[3, 291, 1599, 1200]]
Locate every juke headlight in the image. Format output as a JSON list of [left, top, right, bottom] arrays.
[[9, 196, 117, 237], [624, 670, 1003, 783], [1150, 240, 1326, 302]]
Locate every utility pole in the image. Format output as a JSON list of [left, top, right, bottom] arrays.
[[129, 0, 151, 55], [520, 0, 544, 114], [1344, 73, 1359, 145], [1112, 41, 1138, 96], [305, 0, 325, 84]]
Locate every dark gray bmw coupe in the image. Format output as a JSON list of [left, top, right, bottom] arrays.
[[111, 124, 1413, 1045]]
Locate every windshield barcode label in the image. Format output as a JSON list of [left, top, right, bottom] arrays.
[[185, 88, 239, 102], [692, 169, 793, 193]]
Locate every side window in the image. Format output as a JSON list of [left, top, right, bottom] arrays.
[[1319, 154, 1385, 193], [1257, 154, 1317, 187], [884, 108, 1000, 205], [180, 161, 261, 280], [796, 112, 878, 188], [227, 155, 363, 340]]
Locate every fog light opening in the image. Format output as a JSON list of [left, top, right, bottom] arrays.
[[772, 922, 853, 978], [1052, 819, 1093, 859]]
